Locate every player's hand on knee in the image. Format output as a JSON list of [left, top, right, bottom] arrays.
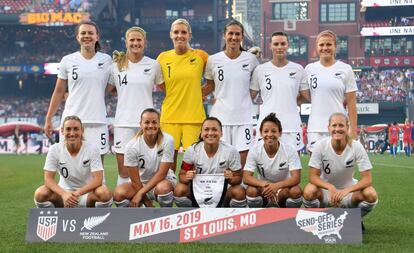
[[130, 192, 143, 207], [63, 192, 78, 208]]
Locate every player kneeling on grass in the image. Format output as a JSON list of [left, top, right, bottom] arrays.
[[243, 113, 303, 208], [174, 117, 247, 208], [113, 108, 176, 208], [303, 112, 378, 231], [34, 116, 112, 208]]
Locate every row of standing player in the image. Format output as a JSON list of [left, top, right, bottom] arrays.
[[36, 19, 376, 214]]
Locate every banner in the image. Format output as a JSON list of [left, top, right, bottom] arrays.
[[368, 56, 414, 67], [190, 174, 228, 207], [26, 208, 362, 244], [19, 12, 90, 26], [361, 0, 414, 7], [0, 64, 43, 74], [0, 138, 49, 154], [361, 26, 414, 36], [300, 103, 379, 115]]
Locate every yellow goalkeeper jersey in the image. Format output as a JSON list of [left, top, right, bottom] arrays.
[[157, 48, 208, 123]]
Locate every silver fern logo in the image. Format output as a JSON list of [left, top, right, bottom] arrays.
[[81, 213, 111, 231]]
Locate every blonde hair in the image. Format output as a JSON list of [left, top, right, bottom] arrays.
[[170, 18, 192, 49], [134, 108, 164, 146], [328, 112, 352, 146], [171, 18, 192, 34], [113, 27, 147, 72], [316, 30, 337, 46]]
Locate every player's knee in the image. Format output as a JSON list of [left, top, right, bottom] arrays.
[[173, 183, 189, 197], [154, 180, 173, 196], [95, 186, 112, 202], [303, 183, 318, 200], [34, 185, 51, 202], [289, 185, 303, 199], [246, 186, 260, 197], [229, 185, 246, 200], [113, 185, 128, 202], [362, 187, 378, 203]]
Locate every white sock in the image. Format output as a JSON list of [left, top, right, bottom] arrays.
[[303, 198, 320, 208], [358, 200, 378, 217], [114, 199, 130, 208], [157, 191, 174, 207], [173, 196, 193, 207], [95, 198, 113, 208], [246, 196, 263, 207], [117, 175, 130, 186], [34, 200, 55, 208], [229, 198, 247, 208], [286, 197, 303, 208]]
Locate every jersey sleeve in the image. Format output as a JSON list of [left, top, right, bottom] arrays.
[[244, 147, 257, 172], [345, 65, 358, 93], [196, 49, 209, 66], [287, 144, 302, 171], [182, 145, 196, 165], [354, 142, 372, 172], [250, 66, 260, 91], [43, 144, 59, 172], [57, 56, 68, 80], [250, 57, 260, 76], [204, 56, 214, 80], [108, 65, 115, 86], [153, 61, 164, 85], [228, 146, 242, 171], [308, 141, 323, 170], [161, 134, 174, 163], [299, 66, 309, 91], [124, 141, 139, 167], [89, 146, 104, 172]]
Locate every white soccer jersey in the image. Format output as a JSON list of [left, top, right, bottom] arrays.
[[124, 132, 174, 183], [44, 142, 104, 191], [58, 51, 111, 124], [205, 51, 259, 125], [183, 141, 241, 174], [308, 137, 372, 189], [305, 61, 357, 133], [244, 140, 302, 183], [251, 61, 308, 133], [108, 57, 164, 127]]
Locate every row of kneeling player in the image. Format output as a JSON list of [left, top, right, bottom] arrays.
[[34, 111, 377, 222]]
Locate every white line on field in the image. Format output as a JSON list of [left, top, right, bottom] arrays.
[[372, 162, 413, 169]]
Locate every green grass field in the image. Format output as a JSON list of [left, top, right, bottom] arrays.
[[0, 153, 413, 253]]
